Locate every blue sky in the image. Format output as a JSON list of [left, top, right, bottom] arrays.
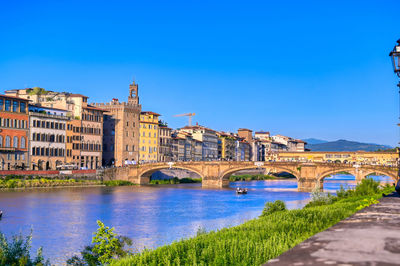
[[0, 0, 399, 145]]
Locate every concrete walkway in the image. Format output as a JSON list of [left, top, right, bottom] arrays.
[[267, 193, 400, 265]]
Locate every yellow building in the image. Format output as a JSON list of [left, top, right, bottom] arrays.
[[271, 151, 399, 166], [139, 111, 160, 162]]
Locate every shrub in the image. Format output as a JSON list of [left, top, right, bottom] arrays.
[[261, 200, 287, 217], [0, 230, 50, 265], [305, 182, 335, 208], [67, 221, 132, 266], [354, 178, 380, 196]]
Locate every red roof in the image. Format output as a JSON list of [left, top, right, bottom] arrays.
[[141, 111, 161, 116], [238, 128, 252, 132], [69, 94, 89, 98], [84, 105, 105, 111]]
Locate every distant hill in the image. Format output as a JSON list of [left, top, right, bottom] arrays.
[[306, 139, 392, 152], [303, 138, 328, 145]]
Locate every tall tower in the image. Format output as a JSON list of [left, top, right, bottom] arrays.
[[128, 80, 139, 105]]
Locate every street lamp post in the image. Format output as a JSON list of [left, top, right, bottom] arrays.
[[389, 39, 400, 177]]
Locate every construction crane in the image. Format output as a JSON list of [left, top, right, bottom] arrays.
[[174, 113, 196, 126]]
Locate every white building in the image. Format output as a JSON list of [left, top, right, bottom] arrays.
[[29, 105, 69, 170]]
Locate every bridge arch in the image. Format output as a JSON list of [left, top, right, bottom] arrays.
[[318, 168, 357, 182], [361, 170, 398, 182], [220, 166, 300, 181], [138, 165, 204, 184]]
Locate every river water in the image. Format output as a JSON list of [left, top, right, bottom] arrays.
[[0, 175, 392, 264]]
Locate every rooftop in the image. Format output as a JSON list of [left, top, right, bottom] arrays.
[[0, 94, 30, 102], [141, 111, 161, 116]]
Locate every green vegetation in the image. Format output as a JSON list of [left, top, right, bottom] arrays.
[[149, 177, 201, 185], [229, 174, 285, 181], [0, 230, 50, 265], [261, 200, 286, 217], [356, 198, 379, 211], [0, 176, 136, 189], [27, 87, 48, 96], [67, 221, 132, 265], [111, 178, 393, 266], [0, 177, 102, 189], [103, 180, 135, 186]]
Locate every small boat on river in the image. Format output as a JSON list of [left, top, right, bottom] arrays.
[[236, 188, 248, 194], [0, 211, 2, 219]]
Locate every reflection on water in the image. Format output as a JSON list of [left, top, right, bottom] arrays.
[[0, 176, 391, 264]]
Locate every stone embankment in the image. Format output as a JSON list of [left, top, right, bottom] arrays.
[[267, 193, 400, 265]]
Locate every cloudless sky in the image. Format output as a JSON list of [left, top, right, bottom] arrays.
[[0, 0, 399, 145]]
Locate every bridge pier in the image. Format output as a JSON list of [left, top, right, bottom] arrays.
[[298, 179, 323, 192], [202, 178, 229, 188]]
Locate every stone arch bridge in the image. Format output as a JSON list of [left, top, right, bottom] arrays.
[[103, 161, 399, 192]]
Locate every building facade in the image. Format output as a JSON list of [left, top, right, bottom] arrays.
[[6, 88, 104, 169], [180, 125, 218, 161], [0, 95, 29, 170], [95, 82, 141, 166], [158, 125, 172, 162], [217, 132, 236, 161], [139, 111, 160, 162], [29, 105, 68, 170]]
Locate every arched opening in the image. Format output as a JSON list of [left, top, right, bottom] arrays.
[[364, 172, 397, 185], [38, 160, 44, 170], [140, 167, 203, 185], [222, 167, 299, 191], [322, 170, 356, 193]]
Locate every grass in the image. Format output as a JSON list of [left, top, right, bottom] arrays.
[[103, 180, 135, 186], [149, 177, 201, 185], [111, 178, 394, 266]]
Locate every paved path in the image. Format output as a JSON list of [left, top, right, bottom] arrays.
[[266, 193, 400, 265]]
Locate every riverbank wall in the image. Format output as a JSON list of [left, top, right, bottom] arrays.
[[0, 169, 102, 180]]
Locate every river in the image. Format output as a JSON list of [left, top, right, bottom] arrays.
[[0, 175, 392, 264]]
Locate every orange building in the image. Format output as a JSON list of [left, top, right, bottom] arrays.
[[0, 95, 29, 170]]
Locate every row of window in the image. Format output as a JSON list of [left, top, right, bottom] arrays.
[[72, 143, 102, 151], [0, 118, 27, 129], [31, 147, 65, 157], [0, 99, 27, 113], [0, 136, 26, 149], [140, 146, 157, 153], [126, 122, 136, 127], [67, 136, 83, 143], [4, 153, 26, 161], [32, 133, 65, 143], [82, 113, 102, 122], [72, 126, 101, 135], [142, 132, 157, 138], [32, 120, 66, 130], [140, 124, 157, 129], [125, 145, 135, 152]]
